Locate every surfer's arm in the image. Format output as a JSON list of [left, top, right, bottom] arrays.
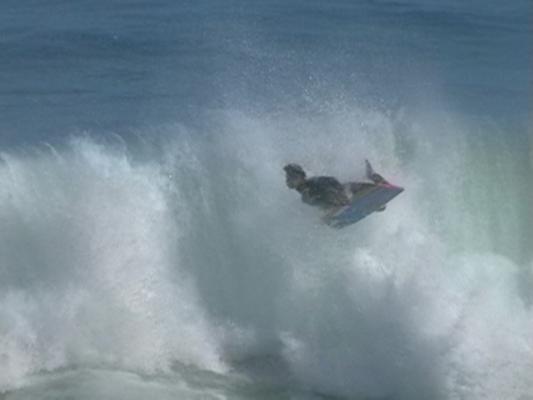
[[300, 187, 314, 205]]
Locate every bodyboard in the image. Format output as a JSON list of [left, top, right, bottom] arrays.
[[325, 183, 404, 228]]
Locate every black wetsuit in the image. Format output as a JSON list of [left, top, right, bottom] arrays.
[[296, 176, 350, 209]]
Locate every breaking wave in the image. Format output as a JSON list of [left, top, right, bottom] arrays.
[[0, 106, 531, 399]]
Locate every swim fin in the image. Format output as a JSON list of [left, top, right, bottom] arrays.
[[365, 159, 388, 184], [365, 159, 375, 180]]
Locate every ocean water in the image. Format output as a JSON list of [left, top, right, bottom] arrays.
[[0, 1, 531, 399]]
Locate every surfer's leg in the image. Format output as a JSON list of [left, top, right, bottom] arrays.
[[348, 182, 362, 193], [349, 182, 374, 194]]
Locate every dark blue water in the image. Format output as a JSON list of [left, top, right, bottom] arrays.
[[0, 0, 529, 145], [0, 2, 531, 399]]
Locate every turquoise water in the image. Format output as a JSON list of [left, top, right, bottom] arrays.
[[0, 1, 531, 399]]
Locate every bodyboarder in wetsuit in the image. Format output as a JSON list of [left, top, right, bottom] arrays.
[[283, 160, 388, 211]]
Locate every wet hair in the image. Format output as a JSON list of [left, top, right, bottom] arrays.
[[283, 163, 306, 178]]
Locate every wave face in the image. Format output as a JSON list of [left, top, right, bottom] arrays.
[[0, 106, 531, 399]]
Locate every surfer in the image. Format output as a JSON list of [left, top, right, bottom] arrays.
[[283, 160, 388, 211]]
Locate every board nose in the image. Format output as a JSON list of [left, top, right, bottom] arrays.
[[382, 183, 404, 193]]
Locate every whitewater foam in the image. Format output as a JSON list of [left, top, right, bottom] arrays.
[[0, 107, 531, 399], [0, 137, 226, 391]]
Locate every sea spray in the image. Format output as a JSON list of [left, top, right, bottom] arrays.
[[0, 138, 226, 392], [0, 106, 531, 399]]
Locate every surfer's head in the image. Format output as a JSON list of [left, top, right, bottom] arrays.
[[284, 163, 306, 189]]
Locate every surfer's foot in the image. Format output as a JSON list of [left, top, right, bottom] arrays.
[[371, 173, 388, 184]]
